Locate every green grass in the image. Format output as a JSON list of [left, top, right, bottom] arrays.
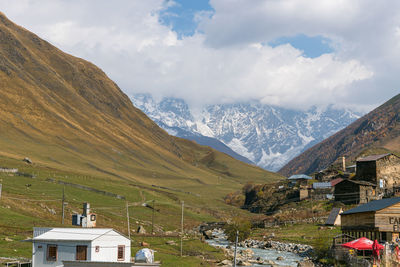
[[251, 223, 341, 248], [0, 155, 266, 265]]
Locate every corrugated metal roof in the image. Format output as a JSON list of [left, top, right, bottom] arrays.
[[326, 208, 342, 225], [32, 228, 122, 241], [331, 178, 343, 187], [313, 182, 331, 189], [342, 197, 400, 215], [336, 179, 376, 186], [357, 153, 391, 162], [288, 174, 312, 180]]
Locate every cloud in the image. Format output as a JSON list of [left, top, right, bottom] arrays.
[[0, 0, 398, 111]]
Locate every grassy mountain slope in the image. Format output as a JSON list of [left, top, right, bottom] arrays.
[[279, 94, 400, 176], [0, 12, 280, 189]]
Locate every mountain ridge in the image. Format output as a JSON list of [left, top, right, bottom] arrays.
[[279, 93, 400, 176], [131, 93, 361, 171]]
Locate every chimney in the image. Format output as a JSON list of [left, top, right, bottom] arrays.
[[342, 156, 346, 172], [83, 202, 90, 217]]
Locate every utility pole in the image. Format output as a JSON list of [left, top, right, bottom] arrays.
[[180, 201, 184, 257], [233, 230, 238, 267], [151, 200, 155, 234], [0, 183, 2, 200], [126, 201, 131, 240], [61, 186, 65, 224], [310, 193, 314, 223]]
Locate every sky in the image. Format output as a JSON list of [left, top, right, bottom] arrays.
[[0, 0, 399, 112]]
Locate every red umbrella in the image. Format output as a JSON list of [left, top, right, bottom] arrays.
[[341, 237, 384, 250]]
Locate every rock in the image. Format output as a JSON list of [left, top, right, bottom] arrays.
[[269, 233, 275, 238], [23, 157, 32, 164], [297, 260, 315, 267], [276, 256, 284, 260], [140, 241, 149, 247], [218, 259, 232, 266], [203, 230, 213, 239], [4, 237, 13, 242], [166, 240, 176, 245], [137, 225, 146, 234], [46, 207, 56, 215], [237, 260, 251, 266], [264, 260, 276, 265]]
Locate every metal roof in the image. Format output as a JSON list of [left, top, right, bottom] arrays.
[[357, 153, 392, 162], [288, 174, 312, 180], [336, 179, 376, 187], [32, 228, 128, 241], [313, 182, 331, 189], [325, 208, 342, 225], [330, 178, 343, 187], [342, 197, 400, 215]]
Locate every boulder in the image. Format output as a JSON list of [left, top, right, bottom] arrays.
[[4, 237, 13, 242], [23, 157, 32, 164], [140, 241, 149, 247], [137, 225, 146, 234], [297, 260, 314, 267], [166, 240, 177, 245], [218, 259, 232, 266], [276, 256, 284, 260], [203, 230, 213, 239], [237, 260, 251, 266]]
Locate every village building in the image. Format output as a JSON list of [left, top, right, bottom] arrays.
[[30, 228, 131, 267], [288, 174, 312, 186], [354, 153, 400, 191], [334, 179, 376, 204], [341, 197, 400, 242], [325, 208, 343, 226]]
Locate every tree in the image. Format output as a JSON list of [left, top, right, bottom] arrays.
[[224, 218, 252, 242]]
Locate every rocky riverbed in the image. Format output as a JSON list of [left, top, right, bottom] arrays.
[[205, 228, 314, 266]]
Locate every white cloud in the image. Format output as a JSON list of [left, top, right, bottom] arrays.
[[0, 0, 398, 111]]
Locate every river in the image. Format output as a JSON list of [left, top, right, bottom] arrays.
[[205, 230, 304, 267]]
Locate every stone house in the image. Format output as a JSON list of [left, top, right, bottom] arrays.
[[354, 153, 400, 190], [334, 179, 377, 204]]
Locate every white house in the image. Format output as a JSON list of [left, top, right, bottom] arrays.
[[31, 228, 131, 267]]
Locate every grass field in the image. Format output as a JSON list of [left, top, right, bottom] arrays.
[[0, 154, 274, 266]]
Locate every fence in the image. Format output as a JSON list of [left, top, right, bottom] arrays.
[[3, 261, 31, 267]]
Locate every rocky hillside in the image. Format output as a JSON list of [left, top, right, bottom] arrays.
[[280, 94, 400, 176], [131, 94, 361, 171], [0, 12, 280, 191]]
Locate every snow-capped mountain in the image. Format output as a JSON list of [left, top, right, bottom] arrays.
[[131, 94, 361, 171]]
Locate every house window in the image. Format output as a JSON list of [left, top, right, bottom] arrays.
[[117, 245, 125, 261], [90, 214, 96, 221], [95, 246, 100, 252], [47, 244, 57, 261], [76, 245, 88, 261]]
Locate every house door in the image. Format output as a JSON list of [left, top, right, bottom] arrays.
[[76, 245, 88, 260]]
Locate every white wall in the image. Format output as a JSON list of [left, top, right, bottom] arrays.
[[33, 241, 92, 267], [91, 231, 130, 262]]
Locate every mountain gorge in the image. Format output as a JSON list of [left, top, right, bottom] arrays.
[[131, 94, 361, 171], [280, 93, 400, 176]]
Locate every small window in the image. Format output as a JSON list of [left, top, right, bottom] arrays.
[[47, 245, 57, 261], [117, 245, 125, 261], [95, 246, 100, 252], [76, 245, 88, 261], [90, 214, 96, 221]]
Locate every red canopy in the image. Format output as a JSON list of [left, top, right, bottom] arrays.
[[341, 237, 384, 250]]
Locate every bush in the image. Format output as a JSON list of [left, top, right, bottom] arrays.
[[224, 218, 252, 242]]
